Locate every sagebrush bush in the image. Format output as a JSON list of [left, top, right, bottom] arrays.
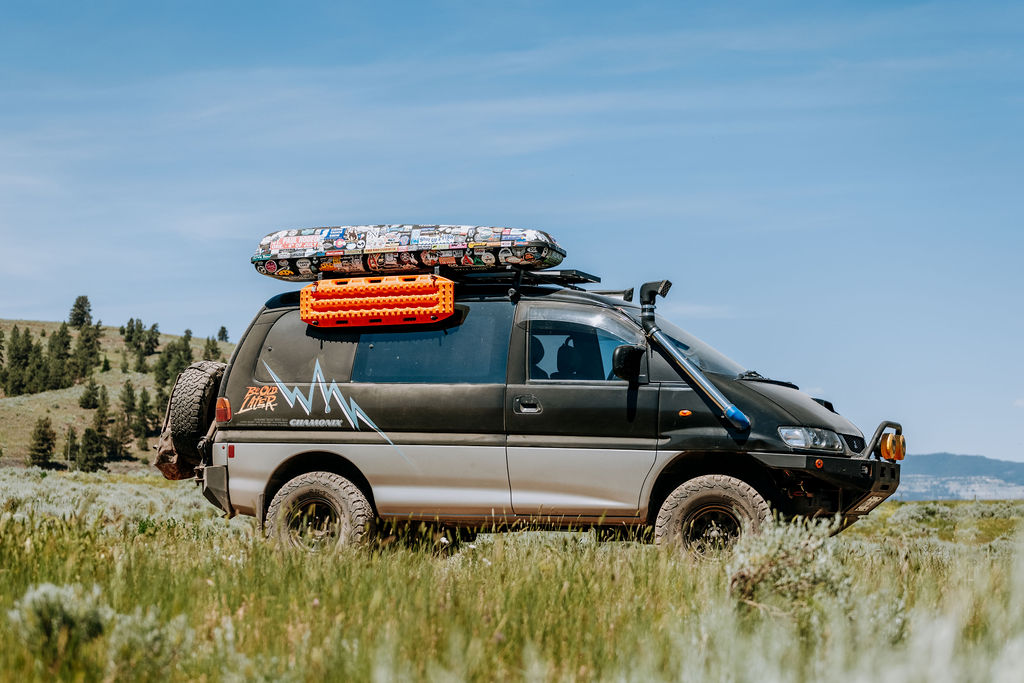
[[727, 518, 851, 616], [890, 501, 957, 526], [7, 583, 111, 669], [105, 608, 194, 680]]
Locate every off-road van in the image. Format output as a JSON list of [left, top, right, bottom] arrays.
[[162, 264, 904, 552]]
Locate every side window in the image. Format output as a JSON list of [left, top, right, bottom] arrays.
[[350, 300, 513, 383], [527, 305, 644, 382]]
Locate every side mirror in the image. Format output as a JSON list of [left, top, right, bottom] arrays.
[[612, 344, 646, 383]]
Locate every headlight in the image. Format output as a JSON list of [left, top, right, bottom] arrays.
[[778, 426, 844, 452]]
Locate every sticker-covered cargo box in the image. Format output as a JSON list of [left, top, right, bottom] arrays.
[[252, 225, 565, 282]]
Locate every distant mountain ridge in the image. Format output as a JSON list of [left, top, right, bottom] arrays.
[[895, 452, 1024, 501]]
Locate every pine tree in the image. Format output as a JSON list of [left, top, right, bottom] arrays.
[[45, 323, 73, 390], [123, 317, 136, 346], [120, 349, 128, 373], [93, 386, 110, 436], [107, 413, 132, 460], [202, 336, 222, 362], [70, 322, 101, 380], [0, 328, 5, 366], [68, 296, 93, 329], [63, 426, 79, 462], [120, 379, 137, 418], [155, 386, 169, 416], [28, 416, 57, 467], [153, 335, 194, 388], [3, 326, 29, 395], [143, 324, 160, 355], [134, 348, 148, 373], [25, 339, 47, 394], [134, 387, 155, 439], [79, 375, 99, 408], [101, 356, 111, 372], [217, 326, 229, 343], [76, 428, 105, 472]]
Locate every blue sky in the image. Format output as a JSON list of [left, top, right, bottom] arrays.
[[1, 1, 1022, 459]]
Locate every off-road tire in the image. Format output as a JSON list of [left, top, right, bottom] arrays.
[[168, 360, 226, 466], [655, 475, 771, 553], [265, 472, 375, 551]]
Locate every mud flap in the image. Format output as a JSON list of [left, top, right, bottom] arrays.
[[200, 465, 235, 518]]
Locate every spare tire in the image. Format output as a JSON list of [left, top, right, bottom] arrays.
[[168, 360, 227, 469]]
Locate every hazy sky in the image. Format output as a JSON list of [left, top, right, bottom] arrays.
[[1, 2, 1021, 459]]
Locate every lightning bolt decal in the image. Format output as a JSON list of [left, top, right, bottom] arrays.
[[262, 359, 401, 454]]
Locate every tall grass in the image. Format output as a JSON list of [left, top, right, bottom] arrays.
[[1, 469, 1023, 681]]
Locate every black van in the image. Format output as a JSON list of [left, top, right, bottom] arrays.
[[167, 269, 903, 551]]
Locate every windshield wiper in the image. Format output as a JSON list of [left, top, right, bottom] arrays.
[[736, 370, 799, 390]]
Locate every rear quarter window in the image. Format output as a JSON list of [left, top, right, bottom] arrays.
[[254, 311, 358, 384], [350, 300, 513, 383]]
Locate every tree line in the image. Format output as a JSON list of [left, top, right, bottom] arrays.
[[1, 295, 231, 470]]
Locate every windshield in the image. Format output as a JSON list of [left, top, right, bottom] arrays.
[[654, 316, 746, 377]]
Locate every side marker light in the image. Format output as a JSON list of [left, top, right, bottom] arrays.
[[814, 459, 824, 469], [678, 410, 692, 417]]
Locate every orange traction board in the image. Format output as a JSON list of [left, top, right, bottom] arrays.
[[299, 274, 455, 327]]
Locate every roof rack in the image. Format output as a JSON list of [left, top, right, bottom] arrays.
[[449, 266, 601, 291]]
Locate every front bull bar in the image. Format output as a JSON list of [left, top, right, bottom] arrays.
[[861, 421, 904, 460]]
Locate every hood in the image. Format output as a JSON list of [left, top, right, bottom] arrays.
[[738, 380, 862, 437]]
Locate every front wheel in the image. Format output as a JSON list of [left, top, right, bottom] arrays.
[[654, 474, 770, 554], [265, 472, 375, 551]]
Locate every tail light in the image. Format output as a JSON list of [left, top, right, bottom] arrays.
[[216, 397, 232, 423]]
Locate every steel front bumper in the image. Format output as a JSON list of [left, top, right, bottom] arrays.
[[750, 451, 901, 516]]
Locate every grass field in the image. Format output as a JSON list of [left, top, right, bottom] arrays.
[[1, 468, 1023, 681]]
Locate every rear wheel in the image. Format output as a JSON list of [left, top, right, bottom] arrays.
[[655, 474, 771, 554], [266, 472, 375, 551]]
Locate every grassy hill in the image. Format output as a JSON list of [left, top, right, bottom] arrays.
[[0, 318, 233, 466]]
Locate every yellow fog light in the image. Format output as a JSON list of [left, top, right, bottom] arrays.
[[880, 433, 906, 461]]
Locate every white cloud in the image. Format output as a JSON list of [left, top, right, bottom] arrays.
[[1014, 399, 1024, 409]]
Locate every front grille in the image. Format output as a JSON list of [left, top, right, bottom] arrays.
[[842, 434, 866, 453]]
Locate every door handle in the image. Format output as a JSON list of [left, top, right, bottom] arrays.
[[514, 394, 543, 414]]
